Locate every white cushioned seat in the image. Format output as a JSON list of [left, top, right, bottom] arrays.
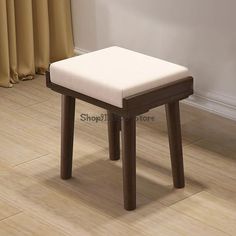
[[50, 46, 190, 108]]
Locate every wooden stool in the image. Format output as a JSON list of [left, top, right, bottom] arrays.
[[46, 47, 193, 211]]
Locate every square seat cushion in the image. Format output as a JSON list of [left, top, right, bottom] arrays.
[[50, 46, 190, 108]]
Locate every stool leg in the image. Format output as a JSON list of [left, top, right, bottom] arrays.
[[165, 101, 185, 188], [122, 116, 136, 210], [107, 111, 121, 161], [61, 95, 75, 180]]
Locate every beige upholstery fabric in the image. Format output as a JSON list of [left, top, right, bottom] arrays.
[[0, 0, 74, 87], [50, 47, 190, 108]]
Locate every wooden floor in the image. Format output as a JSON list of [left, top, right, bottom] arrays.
[[0, 76, 235, 236]]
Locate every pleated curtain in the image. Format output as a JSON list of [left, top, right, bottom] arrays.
[[0, 0, 74, 87]]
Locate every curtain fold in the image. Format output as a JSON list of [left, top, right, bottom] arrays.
[[0, 0, 74, 87]]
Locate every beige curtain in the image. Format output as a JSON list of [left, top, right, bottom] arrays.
[[0, 0, 74, 87]]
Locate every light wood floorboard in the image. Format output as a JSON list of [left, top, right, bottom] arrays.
[[0, 76, 235, 235]]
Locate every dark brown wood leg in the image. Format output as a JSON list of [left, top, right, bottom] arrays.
[[165, 101, 185, 188], [107, 111, 121, 161], [122, 116, 136, 210], [61, 95, 75, 180]]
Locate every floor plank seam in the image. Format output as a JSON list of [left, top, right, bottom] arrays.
[[6, 98, 50, 113], [0, 179, 78, 235], [205, 189, 236, 206], [182, 138, 203, 147], [23, 210, 73, 236], [0, 211, 23, 223], [169, 193, 233, 236], [163, 190, 204, 207], [13, 153, 51, 167], [167, 191, 204, 207]]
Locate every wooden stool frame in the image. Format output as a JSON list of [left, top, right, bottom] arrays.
[[46, 71, 193, 211]]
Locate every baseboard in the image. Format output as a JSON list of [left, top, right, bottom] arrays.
[[74, 47, 89, 55], [74, 47, 236, 121], [184, 94, 236, 121]]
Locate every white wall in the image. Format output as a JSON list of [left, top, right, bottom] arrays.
[[71, 0, 236, 119]]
